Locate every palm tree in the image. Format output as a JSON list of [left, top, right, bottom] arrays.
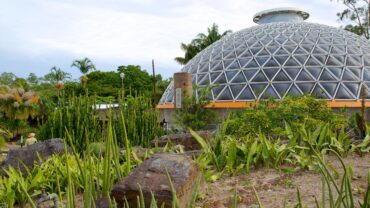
[[175, 23, 232, 65], [43, 67, 71, 84], [71, 58, 96, 74]]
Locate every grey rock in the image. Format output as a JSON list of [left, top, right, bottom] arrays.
[[111, 153, 204, 208], [1, 138, 71, 175]]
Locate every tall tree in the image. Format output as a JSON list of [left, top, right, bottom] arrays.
[[43, 67, 71, 84], [71, 58, 96, 74], [0, 72, 16, 86], [333, 0, 369, 39], [175, 23, 232, 65], [27, 73, 39, 85]]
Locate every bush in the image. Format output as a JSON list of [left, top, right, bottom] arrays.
[[175, 85, 218, 131], [225, 95, 347, 137]]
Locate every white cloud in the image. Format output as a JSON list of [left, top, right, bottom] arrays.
[[0, 0, 349, 78]]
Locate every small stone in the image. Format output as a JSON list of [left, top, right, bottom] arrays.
[[151, 131, 214, 151]]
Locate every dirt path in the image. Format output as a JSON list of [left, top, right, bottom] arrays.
[[197, 153, 370, 208]]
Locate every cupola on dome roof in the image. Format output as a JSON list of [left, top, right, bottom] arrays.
[[159, 7, 370, 108]]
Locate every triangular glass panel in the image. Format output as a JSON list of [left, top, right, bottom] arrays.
[[346, 55, 362, 66], [347, 46, 361, 55], [342, 68, 358, 81], [287, 84, 301, 95], [250, 47, 262, 55], [293, 55, 307, 65], [301, 44, 314, 53], [198, 74, 210, 86], [210, 72, 221, 83], [266, 46, 279, 54], [284, 68, 301, 80], [231, 71, 247, 83], [237, 86, 255, 100], [301, 38, 315, 45], [347, 67, 361, 79], [275, 56, 289, 65], [224, 59, 240, 70], [294, 46, 308, 55], [312, 46, 328, 54], [223, 50, 234, 59], [296, 69, 314, 81], [343, 82, 360, 97], [326, 56, 343, 66], [283, 45, 297, 53], [243, 69, 258, 81], [275, 48, 289, 55], [213, 73, 227, 84], [306, 67, 322, 79], [212, 85, 225, 98], [263, 57, 279, 67], [312, 85, 329, 99], [256, 56, 269, 66], [363, 68, 370, 81], [273, 70, 291, 81], [364, 56, 370, 66], [326, 67, 343, 79], [297, 83, 315, 94], [262, 85, 280, 99], [251, 83, 268, 98], [330, 45, 346, 54], [230, 84, 245, 98], [256, 48, 270, 56], [224, 51, 237, 59], [320, 83, 338, 96], [225, 70, 238, 82], [263, 68, 279, 81], [335, 84, 354, 99], [211, 52, 223, 61], [312, 55, 327, 65], [306, 56, 321, 66], [238, 58, 252, 68], [251, 71, 268, 82], [274, 35, 287, 44], [245, 58, 259, 68], [273, 83, 291, 97], [197, 73, 206, 83], [284, 57, 300, 67], [198, 62, 209, 73], [210, 61, 223, 71], [238, 49, 253, 58], [284, 39, 297, 46], [319, 70, 337, 81], [216, 86, 233, 100]]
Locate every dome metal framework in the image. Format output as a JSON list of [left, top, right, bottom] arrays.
[[159, 8, 370, 106]]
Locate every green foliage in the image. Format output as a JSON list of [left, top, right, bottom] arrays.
[[71, 57, 96, 75], [175, 85, 218, 130], [225, 95, 347, 137], [333, 0, 369, 39], [192, 122, 370, 178], [175, 23, 232, 65], [117, 65, 153, 96], [43, 67, 71, 84]]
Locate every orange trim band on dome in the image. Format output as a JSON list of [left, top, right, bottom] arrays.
[[156, 100, 370, 109]]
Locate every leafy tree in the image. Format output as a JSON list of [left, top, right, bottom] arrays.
[[333, 0, 369, 39], [0, 72, 16, 86], [43, 67, 71, 84], [86, 71, 121, 98], [27, 73, 39, 85], [175, 23, 232, 65], [71, 57, 96, 74], [117, 65, 153, 95]]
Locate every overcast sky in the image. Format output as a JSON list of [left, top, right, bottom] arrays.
[[0, 0, 347, 79]]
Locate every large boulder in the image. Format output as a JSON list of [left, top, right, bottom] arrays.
[[111, 153, 204, 208], [151, 131, 214, 151], [1, 138, 70, 175]]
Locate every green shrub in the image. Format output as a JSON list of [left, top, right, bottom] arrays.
[[225, 95, 347, 137], [175, 85, 218, 130]]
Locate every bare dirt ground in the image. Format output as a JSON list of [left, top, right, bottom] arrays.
[[197, 153, 370, 208]]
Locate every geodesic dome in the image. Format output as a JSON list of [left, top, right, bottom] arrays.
[[159, 8, 370, 106]]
